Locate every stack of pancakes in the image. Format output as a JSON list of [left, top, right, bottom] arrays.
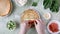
[[0, 0, 12, 16]]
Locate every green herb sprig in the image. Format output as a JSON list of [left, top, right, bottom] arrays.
[[43, 0, 59, 13], [32, 2, 37, 6]]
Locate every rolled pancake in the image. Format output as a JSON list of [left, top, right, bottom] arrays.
[[0, 0, 12, 16], [21, 9, 40, 27]]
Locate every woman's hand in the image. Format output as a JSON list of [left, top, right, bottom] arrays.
[[19, 20, 31, 34], [34, 19, 45, 34]]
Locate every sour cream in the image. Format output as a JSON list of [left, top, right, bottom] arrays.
[[15, 0, 27, 6], [43, 12, 51, 20]]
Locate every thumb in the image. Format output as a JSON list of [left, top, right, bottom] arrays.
[[34, 20, 41, 29], [34, 21, 37, 26]]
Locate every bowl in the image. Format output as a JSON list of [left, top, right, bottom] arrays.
[[7, 20, 16, 31], [15, 0, 27, 7], [47, 20, 60, 34]]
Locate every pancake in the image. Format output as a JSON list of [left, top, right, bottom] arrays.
[[21, 9, 40, 27], [0, 0, 12, 16], [21, 9, 40, 22]]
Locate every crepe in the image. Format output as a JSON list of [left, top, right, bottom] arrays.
[[0, 0, 12, 16], [21, 9, 40, 22], [21, 9, 40, 27]]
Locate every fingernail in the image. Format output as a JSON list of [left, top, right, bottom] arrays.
[[34, 21, 37, 24], [36, 22, 37, 24]]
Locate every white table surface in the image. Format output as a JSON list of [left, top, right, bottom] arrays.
[[0, 0, 60, 34]]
